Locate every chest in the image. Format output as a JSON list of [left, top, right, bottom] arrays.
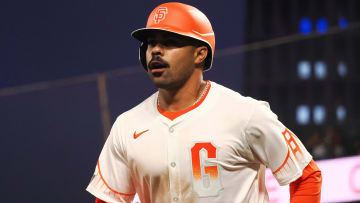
[[126, 116, 251, 187]]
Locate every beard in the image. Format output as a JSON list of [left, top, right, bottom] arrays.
[[148, 67, 194, 91], [147, 55, 196, 91]]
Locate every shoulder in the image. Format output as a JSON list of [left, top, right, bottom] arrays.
[[118, 92, 157, 119], [108, 92, 158, 145], [112, 92, 158, 129], [210, 81, 268, 113]]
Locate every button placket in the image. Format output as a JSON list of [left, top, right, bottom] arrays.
[[167, 125, 181, 201]]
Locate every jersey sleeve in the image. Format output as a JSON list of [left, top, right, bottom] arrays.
[[244, 101, 312, 185], [86, 117, 136, 203]]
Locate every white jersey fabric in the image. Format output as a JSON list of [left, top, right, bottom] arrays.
[[86, 81, 312, 203]]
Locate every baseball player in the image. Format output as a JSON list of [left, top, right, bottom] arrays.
[[87, 2, 322, 203]]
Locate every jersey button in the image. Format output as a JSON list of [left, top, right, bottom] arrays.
[[173, 197, 178, 201], [169, 127, 174, 133], [170, 162, 176, 167]]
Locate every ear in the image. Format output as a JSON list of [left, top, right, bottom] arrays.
[[194, 46, 208, 66]]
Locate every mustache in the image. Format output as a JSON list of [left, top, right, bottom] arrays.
[[148, 56, 169, 69]]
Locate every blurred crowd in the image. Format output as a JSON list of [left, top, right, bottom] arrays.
[[306, 126, 360, 160]]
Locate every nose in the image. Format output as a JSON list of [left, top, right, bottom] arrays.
[[150, 43, 164, 56]]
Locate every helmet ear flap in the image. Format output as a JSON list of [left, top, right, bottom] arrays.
[[203, 44, 212, 71], [139, 42, 148, 70]]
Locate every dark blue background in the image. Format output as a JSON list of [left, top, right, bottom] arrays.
[[1, 0, 246, 88], [1, 0, 246, 202]]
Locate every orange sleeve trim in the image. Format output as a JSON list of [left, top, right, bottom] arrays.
[[158, 81, 211, 120], [273, 149, 290, 174], [97, 161, 136, 196], [290, 159, 322, 203]]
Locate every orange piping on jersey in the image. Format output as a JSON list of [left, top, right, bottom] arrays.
[[97, 161, 136, 196], [157, 81, 211, 120], [273, 149, 290, 174]]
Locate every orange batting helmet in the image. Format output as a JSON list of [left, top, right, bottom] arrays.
[[131, 2, 215, 71]]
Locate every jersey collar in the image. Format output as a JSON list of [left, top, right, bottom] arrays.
[[157, 81, 211, 121]]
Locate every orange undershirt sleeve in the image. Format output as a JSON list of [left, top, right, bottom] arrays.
[[289, 159, 322, 203], [95, 198, 107, 203]]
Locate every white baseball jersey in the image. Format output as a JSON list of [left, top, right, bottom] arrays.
[[86, 81, 312, 203]]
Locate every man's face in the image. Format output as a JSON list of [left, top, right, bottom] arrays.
[[145, 31, 199, 90]]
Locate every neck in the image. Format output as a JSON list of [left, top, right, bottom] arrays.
[[158, 71, 206, 112]]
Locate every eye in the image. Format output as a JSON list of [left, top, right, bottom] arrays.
[[163, 39, 181, 47], [147, 39, 157, 47]]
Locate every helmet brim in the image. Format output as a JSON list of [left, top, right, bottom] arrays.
[[131, 28, 214, 71]]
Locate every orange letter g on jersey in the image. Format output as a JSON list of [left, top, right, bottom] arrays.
[[191, 142, 223, 197]]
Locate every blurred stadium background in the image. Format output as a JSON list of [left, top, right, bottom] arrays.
[[1, 0, 359, 202]]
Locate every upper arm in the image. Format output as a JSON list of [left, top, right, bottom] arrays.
[[245, 102, 313, 185], [86, 117, 136, 203]]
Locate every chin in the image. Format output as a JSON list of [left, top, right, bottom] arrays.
[[152, 80, 171, 89], [151, 78, 179, 90]]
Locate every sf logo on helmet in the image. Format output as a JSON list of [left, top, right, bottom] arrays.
[[154, 7, 168, 24]]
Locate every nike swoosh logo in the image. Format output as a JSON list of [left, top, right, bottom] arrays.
[[133, 129, 149, 139]]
